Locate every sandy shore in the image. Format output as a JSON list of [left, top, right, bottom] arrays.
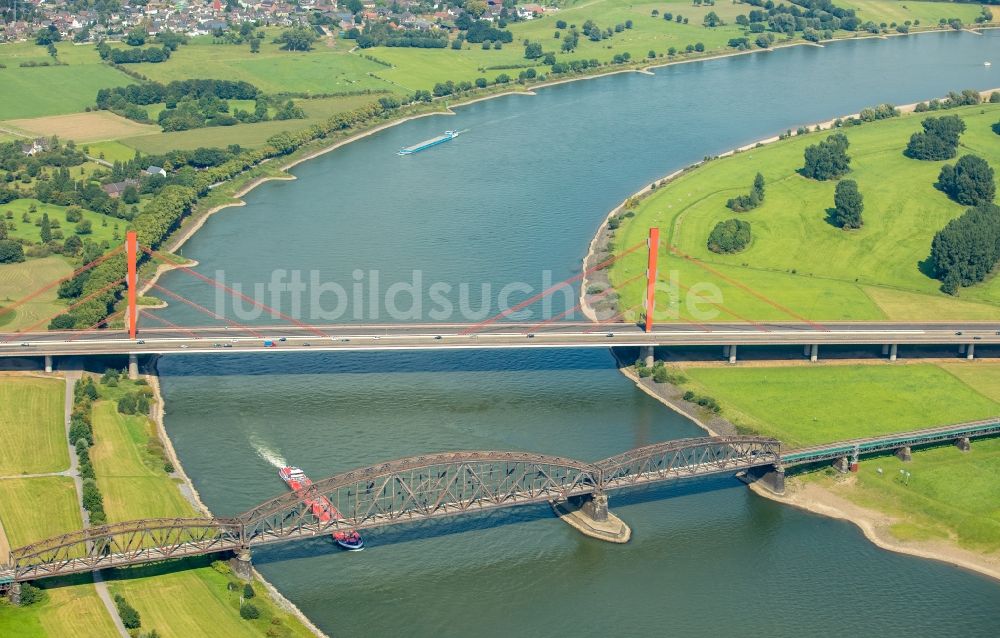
[[750, 479, 1000, 582], [145, 369, 330, 638]]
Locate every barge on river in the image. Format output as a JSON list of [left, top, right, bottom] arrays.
[[279, 466, 364, 551], [398, 130, 461, 155]]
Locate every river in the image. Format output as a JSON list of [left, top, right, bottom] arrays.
[[156, 31, 1000, 637]]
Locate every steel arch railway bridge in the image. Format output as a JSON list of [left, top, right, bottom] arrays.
[[2, 436, 780, 584]]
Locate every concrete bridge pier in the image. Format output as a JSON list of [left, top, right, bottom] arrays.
[[895, 446, 912, 462], [966, 343, 975, 360], [6, 582, 21, 605], [742, 464, 785, 495], [809, 344, 819, 362], [44, 355, 53, 373], [640, 345, 654, 368], [551, 493, 630, 543], [727, 345, 737, 364], [128, 354, 139, 380], [956, 437, 971, 452], [889, 344, 898, 361], [833, 456, 850, 473], [229, 548, 253, 581]]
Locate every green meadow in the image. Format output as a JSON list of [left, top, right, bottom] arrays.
[[608, 102, 1000, 321], [2, 198, 129, 248], [0, 377, 67, 475], [680, 363, 1000, 447]]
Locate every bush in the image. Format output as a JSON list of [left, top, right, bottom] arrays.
[[936, 155, 995, 206], [240, 602, 261, 620], [19, 583, 46, 606], [0, 239, 25, 263], [905, 115, 966, 160], [802, 133, 850, 180], [707, 219, 751, 254], [243, 583, 256, 599], [114, 594, 142, 629]]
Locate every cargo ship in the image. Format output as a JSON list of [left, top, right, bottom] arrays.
[[398, 130, 461, 155], [279, 466, 364, 551]]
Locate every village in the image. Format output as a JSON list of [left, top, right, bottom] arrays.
[[0, 0, 549, 43]]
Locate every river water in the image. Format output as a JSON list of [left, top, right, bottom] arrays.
[[157, 32, 1000, 637]]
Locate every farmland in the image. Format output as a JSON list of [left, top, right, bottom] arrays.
[[0, 376, 67, 475]]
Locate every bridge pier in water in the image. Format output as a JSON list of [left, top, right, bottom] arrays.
[[552, 493, 631, 544], [229, 548, 253, 581]]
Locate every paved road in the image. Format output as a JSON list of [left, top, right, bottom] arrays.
[[1, 321, 998, 357]]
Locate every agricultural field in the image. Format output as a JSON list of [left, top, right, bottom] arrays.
[[608, 102, 1000, 321], [839, 0, 991, 26], [0, 41, 133, 120], [83, 140, 140, 163], [1, 111, 158, 144], [680, 363, 1000, 447], [128, 34, 399, 95], [0, 376, 67, 475], [2, 198, 129, 247], [122, 94, 383, 153], [89, 401, 196, 522], [0, 256, 72, 332]]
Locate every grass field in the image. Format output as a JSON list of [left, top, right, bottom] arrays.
[[0, 256, 72, 331], [3, 198, 130, 248], [0, 477, 81, 546], [122, 94, 383, 152], [840, 0, 990, 26], [84, 140, 140, 163], [608, 103, 1000, 322], [0, 376, 67, 475], [107, 561, 315, 638], [680, 363, 1000, 447], [90, 401, 197, 522], [0, 40, 133, 120], [0, 576, 120, 638]]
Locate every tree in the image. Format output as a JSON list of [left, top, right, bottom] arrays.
[[65, 206, 83, 222], [40, 212, 52, 243], [753, 172, 765, 201], [114, 594, 142, 630], [64, 234, 83, 255], [707, 219, 752, 253], [937, 155, 995, 206], [249, 38, 261, 53], [35, 25, 61, 46], [524, 42, 542, 59], [243, 583, 256, 599], [274, 27, 318, 52], [931, 203, 1000, 293], [75, 219, 93, 235], [905, 115, 966, 160], [126, 26, 147, 46], [703, 11, 724, 27], [123, 186, 140, 204], [801, 133, 851, 180], [832, 179, 864, 229], [0, 239, 24, 263], [240, 602, 260, 620]]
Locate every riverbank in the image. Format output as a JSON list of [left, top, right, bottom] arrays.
[[749, 479, 1000, 582]]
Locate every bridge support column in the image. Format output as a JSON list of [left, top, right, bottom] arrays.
[[230, 548, 253, 581], [552, 493, 630, 543], [640, 345, 654, 368], [895, 446, 912, 462], [955, 437, 971, 452], [967, 343, 975, 360], [742, 464, 785, 495], [810, 344, 819, 362], [128, 354, 139, 380], [6, 582, 21, 605], [728, 345, 737, 365], [889, 344, 898, 362], [833, 456, 849, 473], [44, 355, 53, 373]]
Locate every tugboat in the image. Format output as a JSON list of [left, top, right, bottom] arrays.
[[279, 466, 364, 551]]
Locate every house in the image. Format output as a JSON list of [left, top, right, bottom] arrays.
[[20, 138, 50, 156], [101, 179, 139, 198], [145, 165, 167, 178]]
